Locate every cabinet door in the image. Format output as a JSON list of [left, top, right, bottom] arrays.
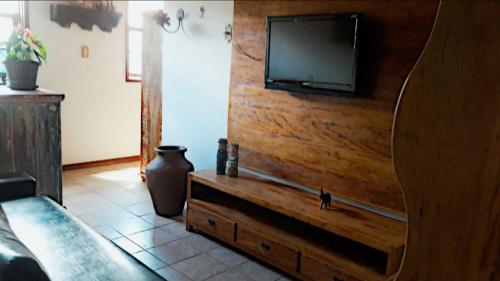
[[0, 104, 13, 172], [187, 203, 236, 242], [11, 103, 37, 177], [237, 226, 299, 273], [35, 103, 62, 203], [300, 254, 360, 281]]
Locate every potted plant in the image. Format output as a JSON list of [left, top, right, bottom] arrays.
[[2, 26, 46, 90]]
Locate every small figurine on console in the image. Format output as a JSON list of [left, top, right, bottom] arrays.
[[216, 138, 228, 175], [226, 143, 239, 177], [320, 188, 332, 209]]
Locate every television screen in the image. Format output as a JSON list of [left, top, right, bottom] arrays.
[[265, 14, 360, 96]]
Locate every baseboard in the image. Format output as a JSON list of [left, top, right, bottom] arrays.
[[62, 155, 140, 171]]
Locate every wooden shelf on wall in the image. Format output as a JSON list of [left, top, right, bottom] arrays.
[[50, 4, 122, 33]]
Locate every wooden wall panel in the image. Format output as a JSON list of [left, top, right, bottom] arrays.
[[394, 2, 500, 280], [228, 1, 438, 213]]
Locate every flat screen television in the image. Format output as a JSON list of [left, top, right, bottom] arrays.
[[265, 14, 360, 97]]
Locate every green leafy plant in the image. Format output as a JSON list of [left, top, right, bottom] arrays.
[[3, 25, 46, 64]]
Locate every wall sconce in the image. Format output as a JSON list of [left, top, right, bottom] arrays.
[[154, 9, 185, 34], [199, 6, 205, 18], [224, 23, 232, 43]]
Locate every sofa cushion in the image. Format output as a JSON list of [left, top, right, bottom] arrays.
[[1, 197, 165, 281], [0, 206, 50, 281]]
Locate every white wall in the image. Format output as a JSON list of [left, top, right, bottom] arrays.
[[29, 1, 141, 165], [162, 1, 233, 170]]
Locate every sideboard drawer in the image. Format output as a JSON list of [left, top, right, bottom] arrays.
[[237, 226, 298, 272], [188, 203, 235, 242], [300, 254, 359, 281]]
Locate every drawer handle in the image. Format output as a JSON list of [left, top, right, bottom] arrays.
[[333, 277, 344, 281], [260, 243, 271, 251], [207, 219, 216, 226]]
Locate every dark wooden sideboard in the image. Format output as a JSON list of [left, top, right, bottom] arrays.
[[0, 87, 64, 203], [187, 170, 405, 281]]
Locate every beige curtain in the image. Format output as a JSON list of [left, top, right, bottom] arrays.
[[140, 11, 163, 179]]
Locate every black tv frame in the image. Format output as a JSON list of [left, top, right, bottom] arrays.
[[264, 13, 360, 98]]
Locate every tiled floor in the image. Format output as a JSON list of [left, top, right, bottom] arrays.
[[63, 162, 292, 281]]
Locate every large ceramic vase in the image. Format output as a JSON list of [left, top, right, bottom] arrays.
[[146, 146, 194, 217]]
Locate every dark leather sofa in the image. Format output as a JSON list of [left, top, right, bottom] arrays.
[[0, 172, 165, 281]]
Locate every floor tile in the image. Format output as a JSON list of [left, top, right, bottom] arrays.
[[63, 162, 283, 281], [205, 269, 255, 281], [207, 247, 248, 267], [276, 276, 294, 281], [171, 253, 228, 281], [235, 261, 281, 281], [156, 266, 192, 281], [181, 234, 220, 252], [77, 214, 103, 227], [65, 193, 111, 216], [133, 250, 167, 270], [92, 184, 149, 206], [159, 222, 193, 239], [111, 237, 142, 254], [93, 225, 122, 240], [127, 201, 156, 216], [147, 238, 205, 265], [89, 206, 137, 224], [108, 217, 154, 235], [64, 184, 89, 195], [127, 228, 178, 249], [140, 213, 175, 227]]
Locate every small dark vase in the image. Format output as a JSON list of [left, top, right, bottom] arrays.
[[4, 60, 40, 90], [146, 146, 194, 217], [216, 138, 228, 175]]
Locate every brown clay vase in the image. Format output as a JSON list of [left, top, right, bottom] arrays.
[[145, 146, 194, 217]]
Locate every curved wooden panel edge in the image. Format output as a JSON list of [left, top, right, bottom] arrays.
[[393, 1, 500, 280]]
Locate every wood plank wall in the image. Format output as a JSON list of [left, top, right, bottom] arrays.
[[228, 1, 438, 213]]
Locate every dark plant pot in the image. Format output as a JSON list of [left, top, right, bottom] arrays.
[[4, 60, 39, 90], [146, 146, 194, 217]]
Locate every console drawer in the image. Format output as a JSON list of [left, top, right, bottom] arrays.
[[237, 226, 298, 272], [300, 254, 359, 281], [188, 203, 235, 242]]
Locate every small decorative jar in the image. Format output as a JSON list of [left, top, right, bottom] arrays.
[[216, 138, 228, 175], [226, 143, 239, 177]]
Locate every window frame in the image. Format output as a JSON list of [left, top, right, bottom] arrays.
[[125, 3, 142, 83], [0, 1, 26, 27], [0, 1, 26, 68]]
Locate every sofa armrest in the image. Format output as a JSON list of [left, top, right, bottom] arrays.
[[0, 172, 36, 202]]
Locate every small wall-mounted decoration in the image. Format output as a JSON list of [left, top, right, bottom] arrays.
[[50, 2, 122, 33], [224, 23, 262, 62], [154, 9, 185, 34], [199, 6, 206, 18], [224, 23, 232, 43], [81, 46, 89, 58]]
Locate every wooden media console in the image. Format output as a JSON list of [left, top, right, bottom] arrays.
[[186, 170, 406, 281]]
